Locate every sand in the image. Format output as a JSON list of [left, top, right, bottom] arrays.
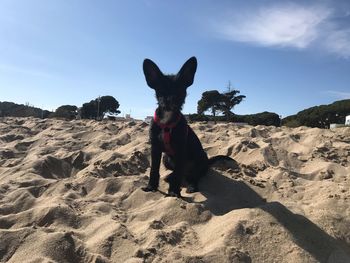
[[0, 117, 349, 263]]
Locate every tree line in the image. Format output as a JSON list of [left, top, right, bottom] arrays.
[[1, 90, 349, 128], [0, 95, 121, 120], [193, 84, 280, 126], [51, 96, 121, 120], [189, 112, 281, 127], [282, 99, 350, 128], [0, 102, 52, 119], [193, 87, 350, 128]]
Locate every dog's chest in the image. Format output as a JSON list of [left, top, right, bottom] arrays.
[[152, 111, 188, 155], [157, 127, 174, 154]]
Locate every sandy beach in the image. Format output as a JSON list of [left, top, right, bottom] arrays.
[[0, 117, 349, 263]]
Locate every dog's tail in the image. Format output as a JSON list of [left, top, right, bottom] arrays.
[[208, 155, 234, 166]]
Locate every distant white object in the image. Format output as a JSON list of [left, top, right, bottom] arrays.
[[330, 123, 342, 129], [144, 116, 153, 123], [346, 115, 350, 126]]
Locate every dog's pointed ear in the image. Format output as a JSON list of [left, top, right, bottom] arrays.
[[176, 56, 197, 89], [143, 59, 163, 89]]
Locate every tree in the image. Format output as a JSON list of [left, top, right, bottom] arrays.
[[197, 84, 246, 118], [221, 82, 246, 119], [197, 90, 223, 117], [99, 96, 121, 118], [52, 105, 78, 119], [0, 101, 51, 118], [244, 111, 280, 126], [80, 95, 121, 119], [80, 101, 97, 119], [282, 99, 350, 128]]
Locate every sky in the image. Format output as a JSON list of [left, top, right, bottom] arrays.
[[0, 0, 350, 120]]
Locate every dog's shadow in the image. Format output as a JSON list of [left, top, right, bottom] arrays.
[[198, 169, 265, 215], [192, 168, 350, 261]]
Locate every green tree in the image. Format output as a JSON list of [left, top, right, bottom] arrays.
[[52, 105, 77, 119], [282, 99, 350, 128], [197, 84, 246, 118], [80, 101, 97, 119], [244, 111, 280, 126], [221, 83, 246, 118], [0, 101, 51, 118], [99, 96, 121, 118], [197, 90, 223, 117], [80, 96, 121, 119]]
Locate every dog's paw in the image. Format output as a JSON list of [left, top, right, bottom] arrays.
[[166, 190, 181, 198], [186, 184, 198, 193], [142, 185, 158, 192]]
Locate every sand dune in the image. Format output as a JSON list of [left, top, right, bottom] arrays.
[[0, 117, 349, 262]]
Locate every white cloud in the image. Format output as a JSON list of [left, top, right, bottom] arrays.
[[216, 4, 331, 49], [324, 29, 350, 58], [325, 90, 350, 99], [211, 3, 350, 59]]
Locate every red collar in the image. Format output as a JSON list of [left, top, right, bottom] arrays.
[[153, 111, 183, 155]]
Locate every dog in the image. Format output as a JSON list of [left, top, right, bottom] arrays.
[[142, 56, 233, 197]]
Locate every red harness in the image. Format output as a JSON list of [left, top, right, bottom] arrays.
[[153, 111, 183, 156]]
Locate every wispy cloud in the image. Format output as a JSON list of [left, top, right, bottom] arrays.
[[324, 29, 350, 58], [211, 3, 350, 58], [216, 4, 331, 49], [325, 90, 350, 99]]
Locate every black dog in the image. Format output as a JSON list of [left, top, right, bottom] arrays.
[[142, 57, 232, 197]]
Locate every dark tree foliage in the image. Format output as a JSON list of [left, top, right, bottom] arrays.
[[197, 88, 246, 118], [221, 89, 246, 119], [243, 112, 280, 126], [99, 96, 121, 117], [197, 90, 222, 117], [0, 101, 51, 118], [80, 101, 97, 119], [51, 105, 78, 120], [188, 112, 280, 126], [282, 99, 350, 128], [80, 96, 121, 119]]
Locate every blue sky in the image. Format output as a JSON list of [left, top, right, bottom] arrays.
[[1, 0, 350, 119]]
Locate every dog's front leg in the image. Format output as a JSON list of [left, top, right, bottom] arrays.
[[167, 151, 186, 197], [142, 143, 162, 192]]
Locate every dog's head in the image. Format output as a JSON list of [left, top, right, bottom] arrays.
[[143, 57, 197, 112]]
